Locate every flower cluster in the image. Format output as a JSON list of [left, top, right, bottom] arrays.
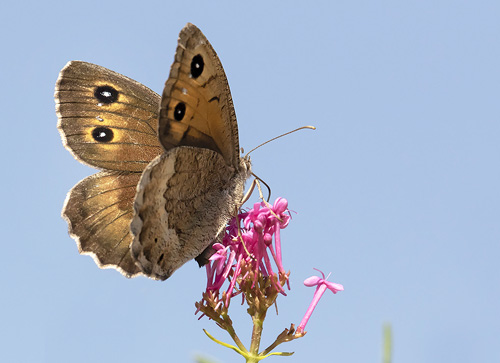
[[195, 197, 343, 362], [198, 197, 291, 314]]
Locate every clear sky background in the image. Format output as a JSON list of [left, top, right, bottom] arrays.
[[1, 1, 499, 362]]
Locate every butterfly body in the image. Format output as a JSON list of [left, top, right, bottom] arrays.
[[56, 23, 250, 280]]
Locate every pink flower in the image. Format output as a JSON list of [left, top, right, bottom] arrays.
[[198, 198, 292, 311], [205, 243, 235, 292], [297, 269, 344, 333]]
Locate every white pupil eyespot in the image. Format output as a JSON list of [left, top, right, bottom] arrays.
[[102, 91, 112, 97]]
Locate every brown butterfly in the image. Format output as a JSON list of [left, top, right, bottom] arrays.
[[56, 23, 251, 280]]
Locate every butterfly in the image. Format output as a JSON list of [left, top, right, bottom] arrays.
[[56, 23, 252, 281]]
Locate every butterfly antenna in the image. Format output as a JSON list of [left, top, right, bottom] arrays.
[[244, 125, 316, 157]]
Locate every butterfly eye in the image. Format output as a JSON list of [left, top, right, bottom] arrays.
[[94, 85, 119, 104], [190, 54, 204, 78], [174, 102, 186, 121], [92, 127, 114, 142]]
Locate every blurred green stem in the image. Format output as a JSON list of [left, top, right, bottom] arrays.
[[382, 324, 392, 363]]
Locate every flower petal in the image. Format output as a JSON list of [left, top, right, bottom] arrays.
[[303, 276, 322, 286], [325, 281, 344, 293]]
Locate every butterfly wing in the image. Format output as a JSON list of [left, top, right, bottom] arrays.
[[158, 23, 240, 169], [56, 61, 162, 172], [131, 147, 249, 280], [131, 23, 251, 280], [56, 61, 163, 277], [63, 172, 142, 276]]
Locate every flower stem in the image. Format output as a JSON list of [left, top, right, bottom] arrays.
[[221, 312, 247, 353], [249, 312, 265, 355]]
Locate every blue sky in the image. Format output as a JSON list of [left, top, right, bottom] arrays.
[[1, 1, 499, 362]]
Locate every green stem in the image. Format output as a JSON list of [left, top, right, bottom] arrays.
[[260, 338, 280, 356], [249, 311, 265, 355], [221, 312, 247, 353], [382, 324, 392, 363]]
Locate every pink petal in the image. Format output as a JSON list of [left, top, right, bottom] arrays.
[[325, 281, 344, 293], [273, 198, 288, 213], [304, 276, 322, 286]]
